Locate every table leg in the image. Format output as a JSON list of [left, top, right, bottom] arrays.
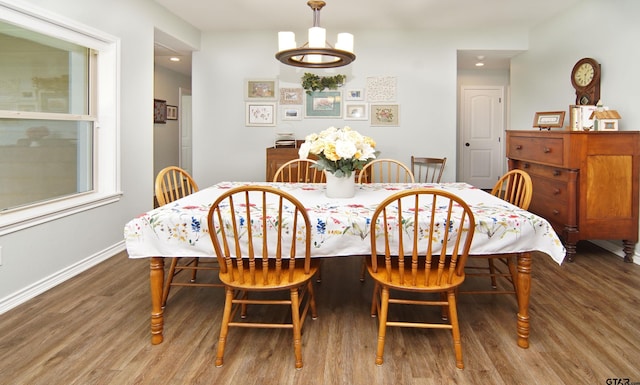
[[515, 252, 531, 349], [150, 257, 165, 344]]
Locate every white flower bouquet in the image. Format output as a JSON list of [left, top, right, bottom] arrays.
[[298, 126, 378, 178]]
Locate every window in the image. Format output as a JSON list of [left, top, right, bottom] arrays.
[[0, 3, 120, 234]]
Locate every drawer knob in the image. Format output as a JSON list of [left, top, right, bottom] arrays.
[[543, 147, 551, 153], [553, 170, 561, 176], [553, 210, 560, 215], [553, 188, 561, 195], [515, 145, 522, 150], [523, 163, 530, 169]]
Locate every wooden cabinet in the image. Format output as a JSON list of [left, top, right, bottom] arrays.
[[265, 141, 308, 182], [506, 130, 640, 262]]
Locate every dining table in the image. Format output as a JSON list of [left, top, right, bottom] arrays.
[[124, 181, 566, 348]]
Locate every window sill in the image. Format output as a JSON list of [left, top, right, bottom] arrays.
[[0, 192, 123, 236]]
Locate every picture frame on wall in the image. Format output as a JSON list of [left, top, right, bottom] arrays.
[[281, 106, 302, 121], [370, 104, 399, 126], [344, 102, 368, 120], [154, 99, 166, 123], [166, 105, 178, 120], [245, 79, 277, 100], [345, 89, 364, 101], [246, 102, 276, 126], [279, 87, 304, 105], [305, 91, 342, 118]]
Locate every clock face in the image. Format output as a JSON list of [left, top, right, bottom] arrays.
[[574, 63, 595, 87]]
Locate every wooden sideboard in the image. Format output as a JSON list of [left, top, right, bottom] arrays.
[[506, 130, 640, 262], [265, 141, 307, 182]]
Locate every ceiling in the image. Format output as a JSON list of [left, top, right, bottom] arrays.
[[153, 0, 581, 75]]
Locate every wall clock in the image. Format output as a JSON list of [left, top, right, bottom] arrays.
[[570, 57, 601, 105]]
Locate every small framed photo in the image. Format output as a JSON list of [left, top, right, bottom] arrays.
[[305, 91, 342, 118], [533, 111, 565, 130], [166, 105, 178, 120], [345, 89, 364, 101], [154, 99, 166, 124], [371, 104, 399, 126], [279, 87, 303, 105], [344, 102, 368, 120], [245, 79, 277, 100], [281, 106, 302, 121], [246, 102, 276, 126]]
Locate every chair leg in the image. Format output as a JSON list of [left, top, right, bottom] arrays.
[[307, 281, 318, 320], [161, 257, 180, 307], [370, 282, 380, 317], [190, 257, 199, 282], [240, 291, 248, 318], [488, 258, 498, 288], [215, 287, 234, 368], [316, 260, 322, 283], [290, 288, 304, 369], [375, 286, 390, 366], [506, 256, 518, 294], [447, 290, 464, 369], [360, 257, 367, 282]]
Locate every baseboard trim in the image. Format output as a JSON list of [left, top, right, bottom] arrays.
[[0, 241, 126, 315], [590, 240, 639, 265]]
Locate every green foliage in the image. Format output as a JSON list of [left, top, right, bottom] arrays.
[[301, 73, 346, 94]]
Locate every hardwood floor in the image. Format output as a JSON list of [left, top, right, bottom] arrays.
[[1, 242, 639, 384]]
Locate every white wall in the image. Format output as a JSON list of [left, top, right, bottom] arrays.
[[191, 28, 530, 187], [511, 0, 640, 131], [0, 0, 199, 308]]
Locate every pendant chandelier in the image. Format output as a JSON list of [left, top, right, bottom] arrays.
[[275, 1, 355, 69]]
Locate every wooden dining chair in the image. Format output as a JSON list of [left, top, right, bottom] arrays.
[[207, 185, 319, 369], [358, 158, 415, 184], [357, 159, 416, 281], [462, 169, 532, 295], [273, 158, 326, 183], [411, 156, 447, 183], [274, 158, 326, 283], [367, 189, 476, 369], [155, 166, 221, 307]]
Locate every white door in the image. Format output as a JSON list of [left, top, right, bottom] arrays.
[[459, 86, 504, 189], [179, 88, 193, 174]]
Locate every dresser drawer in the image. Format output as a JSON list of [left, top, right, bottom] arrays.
[[528, 174, 571, 227], [514, 162, 571, 182], [507, 135, 565, 167]]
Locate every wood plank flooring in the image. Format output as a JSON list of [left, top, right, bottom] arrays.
[[1, 242, 639, 384]]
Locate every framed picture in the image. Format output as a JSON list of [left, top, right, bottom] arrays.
[[344, 102, 368, 120], [345, 89, 364, 101], [533, 111, 565, 130], [166, 105, 178, 120], [154, 99, 166, 123], [281, 106, 302, 121], [279, 87, 303, 105], [305, 91, 342, 118], [246, 102, 276, 126], [245, 79, 277, 100], [371, 104, 399, 126]]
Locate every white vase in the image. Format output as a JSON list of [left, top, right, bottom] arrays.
[[325, 171, 356, 198]]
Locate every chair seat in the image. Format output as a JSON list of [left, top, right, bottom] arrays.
[[367, 256, 465, 292], [219, 259, 320, 290]]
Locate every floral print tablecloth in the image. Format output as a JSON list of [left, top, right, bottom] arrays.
[[124, 182, 565, 264]]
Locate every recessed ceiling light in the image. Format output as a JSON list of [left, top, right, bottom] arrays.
[[169, 57, 180, 62], [475, 62, 485, 67]]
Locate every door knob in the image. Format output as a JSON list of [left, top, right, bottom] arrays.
[[465, 143, 470, 147]]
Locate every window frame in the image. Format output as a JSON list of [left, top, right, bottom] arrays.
[[0, 1, 121, 235]]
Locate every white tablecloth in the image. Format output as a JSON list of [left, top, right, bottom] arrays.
[[124, 182, 565, 264]]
